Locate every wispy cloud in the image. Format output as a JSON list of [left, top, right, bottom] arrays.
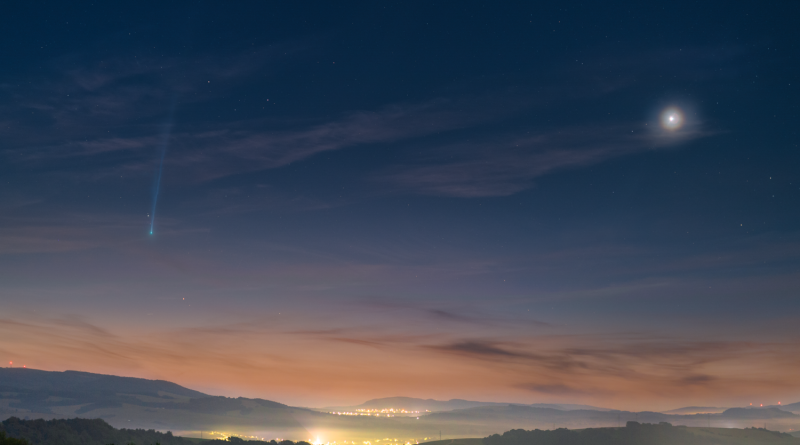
[[2, 42, 736, 197], [0, 213, 148, 254], [431, 340, 526, 358], [381, 123, 713, 197], [6, 96, 507, 185], [2, 310, 799, 407], [162, 99, 494, 181], [425, 334, 797, 401], [0, 43, 302, 162]]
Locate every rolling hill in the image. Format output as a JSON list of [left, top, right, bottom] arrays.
[[664, 406, 728, 415], [3, 368, 800, 442], [321, 397, 609, 414], [0, 369, 206, 398], [0, 369, 314, 440]]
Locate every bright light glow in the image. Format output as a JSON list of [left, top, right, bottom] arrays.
[[330, 407, 422, 417], [660, 107, 684, 130]]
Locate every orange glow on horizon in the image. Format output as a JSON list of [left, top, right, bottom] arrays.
[[4, 315, 800, 411]]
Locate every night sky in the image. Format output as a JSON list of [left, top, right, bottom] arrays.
[[2, 2, 799, 411]]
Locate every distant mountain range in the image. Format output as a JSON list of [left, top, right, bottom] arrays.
[[321, 397, 610, 413], [663, 406, 728, 415], [722, 408, 799, 419], [2, 368, 799, 441], [770, 402, 800, 413], [664, 404, 800, 415]]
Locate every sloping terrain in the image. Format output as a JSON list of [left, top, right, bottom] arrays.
[[0, 417, 314, 445], [419, 404, 799, 435], [2, 369, 800, 442], [481, 423, 800, 445], [663, 406, 728, 414], [770, 402, 800, 414], [0, 369, 206, 398], [0, 369, 313, 440]]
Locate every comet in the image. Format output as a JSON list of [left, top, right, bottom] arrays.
[[150, 99, 177, 235]]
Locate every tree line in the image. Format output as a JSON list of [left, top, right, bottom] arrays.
[[0, 418, 311, 445], [483, 421, 797, 445]]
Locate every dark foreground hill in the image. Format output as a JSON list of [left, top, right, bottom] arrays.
[[0, 431, 29, 445], [483, 422, 800, 445], [4, 369, 800, 441], [0, 417, 313, 445], [0, 369, 312, 438], [5, 418, 798, 445]]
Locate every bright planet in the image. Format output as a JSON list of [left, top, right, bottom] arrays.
[[660, 107, 685, 130]]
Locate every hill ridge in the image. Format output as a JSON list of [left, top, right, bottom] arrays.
[[0, 368, 208, 398], [322, 396, 609, 413]]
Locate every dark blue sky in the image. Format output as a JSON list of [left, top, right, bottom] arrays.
[[2, 1, 799, 409]]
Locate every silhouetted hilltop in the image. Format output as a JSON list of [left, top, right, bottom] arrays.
[[0, 430, 29, 445], [770, 402, 800, 413], [323, 397, 607, 413], [0, 417, 314, 445], [424, 404, 669, 424], [663, 406, 727, 414], [722, 408, 798, 419], [0, 417, 189, 445], [0, 369, 207, 399], [0, 368, 305, 437], [483, 422, 800, 445]]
